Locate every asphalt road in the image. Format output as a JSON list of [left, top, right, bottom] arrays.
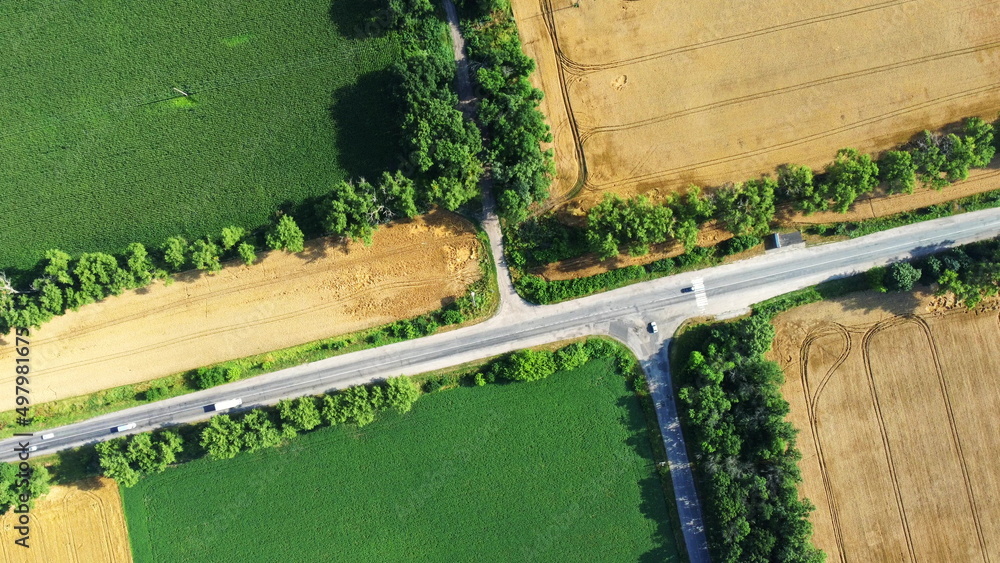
[[5, 207, 1000, 562]]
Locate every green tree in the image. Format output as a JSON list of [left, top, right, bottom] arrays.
[[585, 194, 674, 259], [192, 366, 227, 389], [237, 243, 256, 266], [776, 164, 814, 201], [266, 215, 305, 253], [380, 170, 419, 219], [879, 150, 916, 194], [555, 341, 590, 371], [715, 178, 776, 236], [200, 414, 245, 460], [162, 236, 189, 272], [241, 410, 282, 452], [817, 148, 879, 212], [95, 439, 141, 487], [962, 116, 996, 167], [911, 131, 949, 189], [866, 266, 887, 293], [888, 262, 922, 292], [276, 397, 322, 432], [35, 279, 64, 315], [220, 226, 246, 251], [321, 180, 376, 244], [43, 249, 73, 285], [0, 462, 51, 513], [384, 376, 420, 413], [189, 238, 222, 273], [495, 349, 557, 382], [124, 243, 154, 286]]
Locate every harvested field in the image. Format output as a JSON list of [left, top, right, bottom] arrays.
[[0, 212, 480, 410], [770, 291, 1000, 562], [511, 0, 1000, 207], [0, 478, 131, 563]]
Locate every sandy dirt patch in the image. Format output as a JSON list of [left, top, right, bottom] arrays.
[[510, 0, 1000, 209], [0, 211, 481, 410], [769, 291, 1000, 562], [0, 477, 131, 563]]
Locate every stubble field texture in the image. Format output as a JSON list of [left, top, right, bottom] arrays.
[[0, 478, 131, 563], [121, 359, 682, 562], [0, 0, 401, 272], [0, 212, 481, 410], [769, 291, 1000, 562], [510, 0, 1000, 208]]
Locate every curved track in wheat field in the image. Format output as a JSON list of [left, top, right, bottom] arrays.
[[799, 323, 851, 563]]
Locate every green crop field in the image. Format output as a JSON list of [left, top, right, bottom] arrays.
[[121, 359, 684, 562], [0, 0, 402, 273]]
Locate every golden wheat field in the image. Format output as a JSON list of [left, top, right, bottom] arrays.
[[0, 211, 481, 409], [511, 0, 1000, 208], [0, 478, 132, 563], [770, 291, 1000, 562]]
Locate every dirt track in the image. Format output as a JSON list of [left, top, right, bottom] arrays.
[[0, 211, 481, 410], [511, 0, 1000, 207], [770, 292, 1000, 562], [0, 478, 131, 563]]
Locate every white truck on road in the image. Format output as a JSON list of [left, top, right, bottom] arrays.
[[211, 398, 243, 411]]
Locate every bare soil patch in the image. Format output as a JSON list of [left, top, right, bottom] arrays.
[[511, 0, 1000, 209], [770, 291, 1000, 561], [0, 477, 131, 563], [0, 211, 480, 410]]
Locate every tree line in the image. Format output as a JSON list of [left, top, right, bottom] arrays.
[[848, 238, 1000, 308], [580, 116, 998, 261], [0, 0, 505, 333], [461, 0, 556, 223], [0, 214, 306, 333], [92, 339, 629, 487], [676, 316, 824, 562], [96, 376, 421, 486], [387, 0, 483, 217]]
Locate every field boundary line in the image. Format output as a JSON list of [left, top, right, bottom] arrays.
[[534, 0, 589, 204]]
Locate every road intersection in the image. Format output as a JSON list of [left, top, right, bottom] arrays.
[[6, 203, 1000, 562]]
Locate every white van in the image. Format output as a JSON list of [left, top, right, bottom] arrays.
[[41, 433, 55, 440], [114, 423, 137, 433]]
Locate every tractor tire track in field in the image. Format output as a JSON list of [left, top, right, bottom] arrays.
[[534, 0, 589, 202], [29, 276, 440, 379], [557, 0, 917, 74], [584, 80, 1000, 191], [910, 315, 991, 563], [9, 234, 471, 347], [860, 316, 918, 563], [799, 323, 851, 563], [578, 39, 1000, 140]]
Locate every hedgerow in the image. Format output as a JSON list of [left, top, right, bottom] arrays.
[[674, 316, 824, 562], [460, 0, 556, 222]]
